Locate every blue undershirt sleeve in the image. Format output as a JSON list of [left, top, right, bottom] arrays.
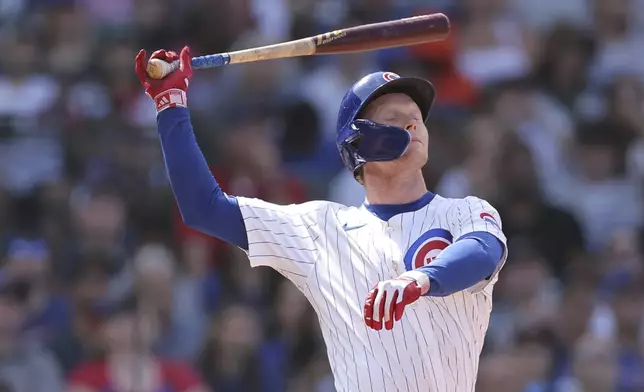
[[157, 107, 249, 250], [418, 231, 504, 296]]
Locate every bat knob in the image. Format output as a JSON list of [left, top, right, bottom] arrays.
[[146, 58, 177, 79]]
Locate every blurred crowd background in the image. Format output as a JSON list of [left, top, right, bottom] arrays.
[[0, 0, 643, 391]]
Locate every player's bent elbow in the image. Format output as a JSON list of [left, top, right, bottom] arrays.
[[481, 255, 498, 277], [180, 213, 223, 241], [474, 242, 501, 278], [467, 233, 504, 273], [176, 196, 217, 230], [176, 197, 248, 249], [179, 208, 208, 232], [183, 216, 210, 235]]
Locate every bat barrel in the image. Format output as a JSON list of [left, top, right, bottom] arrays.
[[314, 13, 450, 55]]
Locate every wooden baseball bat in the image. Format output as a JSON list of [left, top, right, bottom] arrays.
[[146, 13, 450, 79]]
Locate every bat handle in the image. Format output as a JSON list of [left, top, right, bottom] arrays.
[[146, 53, 232, 79]]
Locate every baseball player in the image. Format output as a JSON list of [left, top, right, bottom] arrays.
[[135, 47, 507, 392]]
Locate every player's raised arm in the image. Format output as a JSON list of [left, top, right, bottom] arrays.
[[135, 47, 248, 248], [134, 48, 319, 287]]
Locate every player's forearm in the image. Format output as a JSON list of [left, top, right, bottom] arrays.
[[157, 107, 249, 249], [407, 232, 503, 296]]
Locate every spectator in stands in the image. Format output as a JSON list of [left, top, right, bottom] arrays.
[[456, 0, 538, 87], [132, 243, 208, 362], [533, 24, 595, 113], [567, 121, 643, 250], [589, 0, 644, 84], [2, 237, 71, 345], [49, 252, 114, 375], [476, 351, 529, 392], [609, 276, 644, 391], [495, 139, 585, 280], [0, 277, 64, 392], [0, 34, 64, 198], [546, 283, 597, 389], [436, 112, 506, 201], [487, 78, 575, 206], [487, 243, 559, 353], [604, 74, 644, 179], [67, 295, 208, 392], [65, 190, 133, 302], [199, 304, 263, 392], [260, 280, 322, 391]]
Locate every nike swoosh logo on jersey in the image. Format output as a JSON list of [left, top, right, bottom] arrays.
[[342, 223, 367, 231]]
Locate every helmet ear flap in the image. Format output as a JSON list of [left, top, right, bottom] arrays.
[[339, 137, 366, 173]]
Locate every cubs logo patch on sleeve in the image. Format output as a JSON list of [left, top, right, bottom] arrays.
[[404, 228, 453, 270]]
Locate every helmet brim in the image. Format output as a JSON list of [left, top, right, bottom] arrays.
[[356, 77, 436, 122]]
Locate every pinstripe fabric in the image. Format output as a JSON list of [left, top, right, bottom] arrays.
[[236, 195, 507, 392]]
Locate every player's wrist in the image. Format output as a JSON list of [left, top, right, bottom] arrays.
[[154, 88, 187, 113], [399, 270, 430, 295]]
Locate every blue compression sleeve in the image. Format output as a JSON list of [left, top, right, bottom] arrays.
[[157, 107, 249, 250], [418, 232, 504, 296]]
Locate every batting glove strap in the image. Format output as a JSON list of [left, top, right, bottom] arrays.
[[399, 270, 430, 295], [154, 89, 187, 113]]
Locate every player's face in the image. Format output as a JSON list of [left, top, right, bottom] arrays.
[[363, 93, 429, 172]]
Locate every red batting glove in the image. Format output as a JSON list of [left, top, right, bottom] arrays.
[[363, 271, 429, 331], [135, 46, 193, 113]]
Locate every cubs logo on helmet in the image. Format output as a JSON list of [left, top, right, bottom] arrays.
[[404, 229, 453, 271], [382, 72, 400, 82]]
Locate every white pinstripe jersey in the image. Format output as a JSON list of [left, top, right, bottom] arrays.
[[237, 194, 507, 392]]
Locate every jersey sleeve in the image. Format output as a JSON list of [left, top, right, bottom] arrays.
[[447, 196, 508, 292], [236, 197, 327, 288]]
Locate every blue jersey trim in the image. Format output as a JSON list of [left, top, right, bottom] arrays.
[[364, 191, 435, 221]]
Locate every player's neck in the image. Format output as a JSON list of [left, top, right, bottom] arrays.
[[364, 170, 427, 205]]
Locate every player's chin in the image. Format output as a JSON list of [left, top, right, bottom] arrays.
[[400, 144, 428, 166]]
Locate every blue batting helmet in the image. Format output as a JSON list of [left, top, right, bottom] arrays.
[[336, 71, 435, 176]]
